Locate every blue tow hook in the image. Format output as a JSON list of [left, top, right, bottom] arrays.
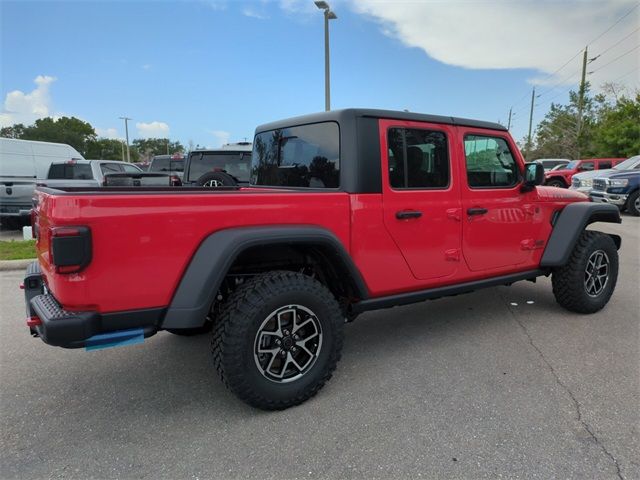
[[85, 328, 145, 351]]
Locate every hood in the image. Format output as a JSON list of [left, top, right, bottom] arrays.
[[535, 186, 589, 201], [604, 170, 640, 180], [572, 168, 614, 181], [545, 168, 572, 177]]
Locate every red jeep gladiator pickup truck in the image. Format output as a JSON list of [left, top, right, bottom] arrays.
[[23, 109, 622, 410]]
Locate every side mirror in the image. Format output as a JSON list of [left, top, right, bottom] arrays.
[[522, 162, 544, 191]]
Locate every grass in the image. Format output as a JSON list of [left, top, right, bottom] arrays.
[[0, 240, 37, 261]]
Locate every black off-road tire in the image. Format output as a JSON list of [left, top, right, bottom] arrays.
[[212, 270, 344, 410], [546, 178, 566, 188], [552, 230, 618, 314], [196, 171, 237, 187], [626, 190, 640, 216]]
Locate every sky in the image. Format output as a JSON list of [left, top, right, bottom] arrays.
[[1, 0, 638, 149]]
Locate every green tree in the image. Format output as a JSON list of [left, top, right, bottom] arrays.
[[19, 117, 96, 155], [0, 123, 26, 139], [132, 138, 184, 161], [529, 85, 601, 160], [590, 93, 640, 158], [85, 138, 128, 160]]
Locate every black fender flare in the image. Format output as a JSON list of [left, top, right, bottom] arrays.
[[540, 202, 621, 267], [161, 226, 368, 329]]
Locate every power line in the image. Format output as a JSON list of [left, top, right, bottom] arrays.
[[537, 67, 582, 98], [589, 44, 640, 74], [611, 68, 639, 83], [587, 3, 639, 47], [592, 26, 640, 59]]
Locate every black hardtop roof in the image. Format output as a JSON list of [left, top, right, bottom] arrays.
[[255, 108, 507, 134]]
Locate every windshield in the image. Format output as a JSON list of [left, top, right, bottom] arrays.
[[564, 160, 579, 170], [187, 152, 251, 182], [613, 156, 640, 170]]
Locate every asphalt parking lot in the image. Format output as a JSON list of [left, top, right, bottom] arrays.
[[1, 218, 638, 479]]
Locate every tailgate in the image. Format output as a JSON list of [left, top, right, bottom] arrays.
[[0, 177, 36, 214]]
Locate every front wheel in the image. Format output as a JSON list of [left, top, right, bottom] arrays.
[[546, 179, 566, 188], [552, 231, 618, 313], [212, 271, 344, 410], [626, 190, 639, 216]]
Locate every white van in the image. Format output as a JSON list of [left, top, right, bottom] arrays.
[[0, 138, 84, 226]]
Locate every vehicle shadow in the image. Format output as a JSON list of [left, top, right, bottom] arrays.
[[44, 281, 557, 421]]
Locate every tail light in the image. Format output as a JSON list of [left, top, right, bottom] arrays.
[[49, 226, 92, 274]]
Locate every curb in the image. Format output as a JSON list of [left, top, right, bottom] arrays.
[[0, 259, 35, 272]]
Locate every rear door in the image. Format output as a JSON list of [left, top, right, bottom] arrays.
[[380, 119, 462, 280]]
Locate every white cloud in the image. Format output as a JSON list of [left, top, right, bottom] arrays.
[[0, 75, 57, 127], [136, 121, 170, 138], [351, 0, 639, 91], [96, 127, 121, 140], [242, 6, 269, 19], [211, 130, 230, 146], [141, 64, 152, 71]]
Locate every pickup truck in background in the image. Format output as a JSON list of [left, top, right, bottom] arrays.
[[544, 157, 625, 188], [23, 109, 622, 410], [590, 169, 640, 216], [0, 138, 83, 228], [39, 159, 144, 188], [570, 155, 640, 194]]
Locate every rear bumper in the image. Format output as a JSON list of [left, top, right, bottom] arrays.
[[0, 203, 31, 217], [589, 191, 628, 206], [23, 262, 162, 348]]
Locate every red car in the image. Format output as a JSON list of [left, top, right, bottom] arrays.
[[23, 109, 622, 410], [544, 158, 625, 188]]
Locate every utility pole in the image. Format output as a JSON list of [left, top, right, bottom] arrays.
[[120, 140, 125, 162], [119, 116, 131, 162], [526, 87, 536, 159], [576, 46, 588, 157], [507, 107, 513, 130]]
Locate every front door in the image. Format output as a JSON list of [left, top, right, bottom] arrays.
[[460, 130, 538, 272], [380, 119, 462, 280]]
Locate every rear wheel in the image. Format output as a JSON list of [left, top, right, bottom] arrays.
[[552, 231, 618, 313], [212, 271, 344, 410], [627, 190, 639, 216]]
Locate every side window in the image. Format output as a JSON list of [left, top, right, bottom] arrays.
[[464, 135, 518, 188], [580, 161, 595, 171], [122, 164, 141, 173], [387, 128, 449, 189], [598, 161, 612, 169], [101, 163, 123, 175]]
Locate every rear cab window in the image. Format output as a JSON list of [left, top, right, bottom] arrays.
[[252, 122, 340, 188], [48, 163, 94, 180]]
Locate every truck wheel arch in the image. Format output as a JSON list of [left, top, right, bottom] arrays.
[[161, 226, 368, 329], [540, 202, 621, 267]]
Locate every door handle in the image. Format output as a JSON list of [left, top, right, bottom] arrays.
[[467, 207, 488, 216], [396, 210, 422, 220]]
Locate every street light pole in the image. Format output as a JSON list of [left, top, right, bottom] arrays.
[[315, 1, 337, 111], [119, 116, 131, 162]]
